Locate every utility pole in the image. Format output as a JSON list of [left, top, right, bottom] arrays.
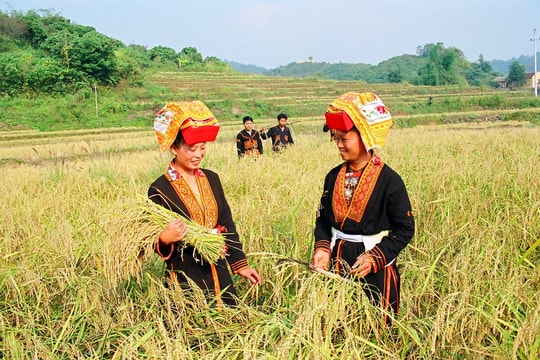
[[531, 28, 540, 97], [94, 84, 99, 117]]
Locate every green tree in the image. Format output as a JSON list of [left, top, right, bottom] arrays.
[[40, 29, 74, 67], [114, 46, 147, 85], [0, 52, 26, 96], [464, 54, 499, 87], [203, 56, 231, 72], [416, 42, 467, 86], [27, 57, 70, 94], [180, 47, 203, 63], [149, 45, 177, 63], [178, 47, 203, 69], [18, 10, 47, 47], [69, 32, 117, 84], [507, 61, 526, 87], [387, 68, 403, 83], [417, 61, 439, 86]]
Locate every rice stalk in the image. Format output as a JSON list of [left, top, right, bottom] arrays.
[[136, 194, 226, 264], [102, 194, 227, 289]]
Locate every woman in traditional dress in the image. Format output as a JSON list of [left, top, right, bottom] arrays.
[[149, 100, 262, 307], [311, 92, 415, 324]]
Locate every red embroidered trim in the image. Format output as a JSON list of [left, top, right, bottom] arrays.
[[165, 170, 219, 228], [333, 158, 384, 226]]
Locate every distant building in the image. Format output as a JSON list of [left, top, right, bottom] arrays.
[[492, 76, 507, 88], [525, 72, 540, 89]]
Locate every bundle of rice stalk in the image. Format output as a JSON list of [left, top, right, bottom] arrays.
[[102, 211, 156, 289], [137, 194, 226, 264]]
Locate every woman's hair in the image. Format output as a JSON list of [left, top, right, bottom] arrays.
[[243, 116, 253, 124], [172, 129, 185, 148]]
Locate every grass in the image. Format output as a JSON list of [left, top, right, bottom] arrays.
[[0, 118, 539, 358]]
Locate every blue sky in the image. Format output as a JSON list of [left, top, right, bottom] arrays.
[[2, 0, 539, 69]]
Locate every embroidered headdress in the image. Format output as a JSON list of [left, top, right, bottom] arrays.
[[154, 100, 220, 151], [324, 92, 392, 151]]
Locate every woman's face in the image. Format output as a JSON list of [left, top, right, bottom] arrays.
[[334, 129, 366, 163], [172, 141, 206, 172]]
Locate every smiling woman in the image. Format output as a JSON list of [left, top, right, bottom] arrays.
[[147, 100, 262, 308], [311, 92, 415, 325]]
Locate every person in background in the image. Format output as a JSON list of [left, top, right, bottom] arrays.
[[149, 101, 262, 307], [311, 92, 415, 325], [260, 112, 294, 152], [236, 115, 264, 158], [322, 123, 336, 141]]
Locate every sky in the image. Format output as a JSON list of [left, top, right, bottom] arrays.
[[2, 0, 540, 69]]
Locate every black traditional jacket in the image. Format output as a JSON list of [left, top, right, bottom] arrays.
[[314, 158, 415, 273], [148, 167, 248, 303]]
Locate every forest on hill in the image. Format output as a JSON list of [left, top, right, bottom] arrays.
[[257, 52, 531, 86], [0, 10, 234, 97], [0, 9, 534, 99], [230, 54, 537, 82]]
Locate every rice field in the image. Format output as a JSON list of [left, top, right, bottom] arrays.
[[0, 119, 539, 359]]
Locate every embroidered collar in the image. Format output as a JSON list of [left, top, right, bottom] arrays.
[[166, 160, 205, 181], [333, 154, 384, 225], [346, 154, 381, 176]]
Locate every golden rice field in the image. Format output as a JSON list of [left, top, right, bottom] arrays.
[[0, 120, 539, 359]]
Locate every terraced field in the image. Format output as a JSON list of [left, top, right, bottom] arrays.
[[148, 72, 540, 127], [1, 71, 539, 133]]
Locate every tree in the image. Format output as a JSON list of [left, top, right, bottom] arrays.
[[69, 32, 117, 84], [149, 46, 177, 63], [507, 61, 526, 87], [0, 11, 28, 40], [19, 10, 47, 47], [464, 54, 499, 87], [114, 46, 147, 85], [40, 29, 74, 67], [417, 61, 439, 86], [477, 54, 492, 73], [179, 47, 203, 66], [416, 42, 467, 86], [27, 57, 70, 94], [0, 52, 26, 96], [387, 68, 403, 83]]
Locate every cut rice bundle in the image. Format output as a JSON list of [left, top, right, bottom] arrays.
[[137, 195, 226, 264]]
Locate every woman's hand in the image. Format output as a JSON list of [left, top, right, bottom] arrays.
[[159, 218, 187, 244], [350, 253, 373, 278], [237, 267, 263, 285], [310, 248, 330, 272]]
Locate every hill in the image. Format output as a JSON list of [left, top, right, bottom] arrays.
[[491, 55, 537, 75], [226, 60, 267, 75], [231, 55, 537, 81], [238, 47, 505, 86]]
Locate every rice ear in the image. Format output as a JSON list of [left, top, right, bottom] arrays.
[[137, 193, 226, 264]]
